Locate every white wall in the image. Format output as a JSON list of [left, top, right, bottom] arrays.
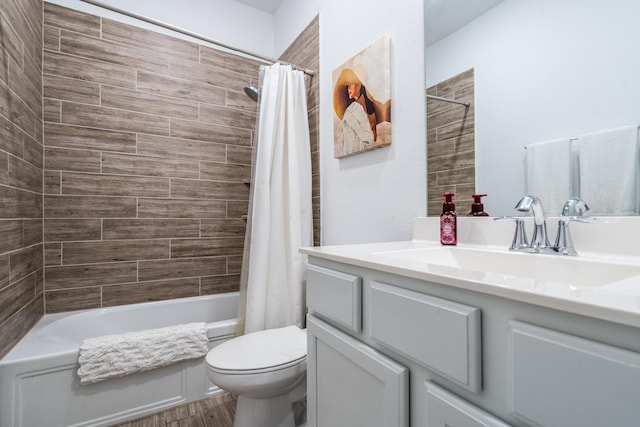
[[277, 0, 427, 245], [46, 0, 276, 58], [426, 0, 640, 216]]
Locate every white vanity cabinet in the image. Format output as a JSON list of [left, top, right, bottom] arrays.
[[305, 256, 640, 427]]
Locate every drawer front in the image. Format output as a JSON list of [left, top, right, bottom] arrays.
[[425, 381, 511, 427], [370, 281, 481, 392], [306, 264, 362, 332], [508, 320, 640, 427]]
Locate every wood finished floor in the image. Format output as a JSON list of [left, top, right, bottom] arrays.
[[113, 393, 236, 427]]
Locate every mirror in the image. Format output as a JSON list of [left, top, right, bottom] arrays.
[[425, 0, 640, 216]]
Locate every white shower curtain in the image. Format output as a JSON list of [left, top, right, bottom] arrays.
[[237, 63, 313, 335]]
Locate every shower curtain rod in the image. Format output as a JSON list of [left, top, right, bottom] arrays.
[[79, 0, 315, 76], [426, 93, 470, 107]]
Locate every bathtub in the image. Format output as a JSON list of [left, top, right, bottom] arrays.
[[0, 292, 239, 427]]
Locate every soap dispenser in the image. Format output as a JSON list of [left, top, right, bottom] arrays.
[[467, 194, 489, 216], [440, 192, 457, 245]]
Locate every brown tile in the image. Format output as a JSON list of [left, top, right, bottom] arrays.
[[43, 74, 100, 105], [60, 31, 169, 74], [0, 253, 9, 291], [170, 118, 251, 146], [45, 242, 62, 266], [44, 195, 137, 218], [137, 198, 226, 219], [9, 244, 42, 283], [101, 84, 199, 121], [44, 3, 101, 37], [45, 287, 101, 313], [61, 102, 171, 136], [199, 46, 261, 77], [44, 50, 137, 89], [0, 152, 7, 185], [137, 134, 226, 162], [138, 257, 227, 282], [45, 262, 138, 290], [103, 219, 200, 240], [101, 153, 199, 179], [44, 170, 61, 194], [0, 185, 42, 218], [198, 104, 256, 130], [428, 150, 475, 174], [137, 70, 226, 106], [0, 220, 23, 254], [200, 219, 246, 238], [200, 275, 240, 294], [168, 56, 249, 94], [44, 219, 102, 241], [23, 135, 43, 168], [227, 255, 243, 274], [23, 219, 42, 246], [8, 155, 42, 193], [226, 145, 252, 165], [199, 161, 251, 183], [44, 24, 60, 51], [61, 172, 170, 197], [102, 278, 200, 307], [101, 19, 200, 62], [0, 114, 29, 158], [0, 271, 40, 324], [8, 55, 42, 118], [225, 88, 259, 113], [170, 179, 249, 200], [0, 294, 43, 359], [170, 238, 244, 258], [0, 14, 23, 69], [45, 147, 101, 173], [63, 240, 170, 264], [227, 200, 248, 219], [0, 79, 37, 137], [44, 123, 137, 153], [44, 98, 61, 122]]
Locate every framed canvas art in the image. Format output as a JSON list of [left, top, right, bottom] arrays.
[[332, 36, 391, 158]]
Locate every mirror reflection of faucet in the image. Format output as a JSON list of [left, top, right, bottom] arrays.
[[495, 195, 595, 255]]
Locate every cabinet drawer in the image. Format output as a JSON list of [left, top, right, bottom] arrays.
[[306, 264, 362, 332], [425, 381, 511, 427], [370, 282, 481, 392], [508, 321, 640, 427]]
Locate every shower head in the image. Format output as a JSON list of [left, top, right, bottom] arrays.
[[244, 85, 260, 102]]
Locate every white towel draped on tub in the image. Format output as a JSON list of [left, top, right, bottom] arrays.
[[77, 322, 208, 385]]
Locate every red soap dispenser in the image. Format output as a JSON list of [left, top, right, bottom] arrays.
[[468, 194, 489, 216], [440, 192, 457, 245]]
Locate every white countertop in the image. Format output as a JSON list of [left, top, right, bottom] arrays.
[[301, 217, 640, 328]]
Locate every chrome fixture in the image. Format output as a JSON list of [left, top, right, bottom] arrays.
[[514, 195, 553, 252], [496, 195, 595, 255], [244, 85, 260, 102]]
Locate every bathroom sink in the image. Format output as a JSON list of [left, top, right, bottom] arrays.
[[373, 246, 640, 287]]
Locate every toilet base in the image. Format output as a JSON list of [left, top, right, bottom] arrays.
[[233, 394, 295, 427]]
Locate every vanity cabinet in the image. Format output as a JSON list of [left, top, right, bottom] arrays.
[[305, 257, 640, 427]]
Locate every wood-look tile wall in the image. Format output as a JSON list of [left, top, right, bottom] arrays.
[[41, 3, 321, 313], [427, 69, 475, 216], [0, 0, 44, 359], [279, 16, 320, 246]]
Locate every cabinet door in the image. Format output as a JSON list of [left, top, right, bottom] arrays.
[[307, 315, 408, 427]]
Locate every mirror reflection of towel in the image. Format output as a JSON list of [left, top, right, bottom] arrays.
[[526, 138, 573, 215], [578, 125, 639, 216]]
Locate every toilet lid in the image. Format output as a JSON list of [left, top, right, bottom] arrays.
[[207, 326, 307, 371]]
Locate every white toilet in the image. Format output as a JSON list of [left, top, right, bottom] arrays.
[[206, 325, 307, 427]]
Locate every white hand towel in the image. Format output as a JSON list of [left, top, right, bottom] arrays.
[[526, 138, 573, 215], [77, 322, 208, 385], [578, 124, 639, 215]]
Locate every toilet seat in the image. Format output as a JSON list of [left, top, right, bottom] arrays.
[[206, 326, 307, 374]]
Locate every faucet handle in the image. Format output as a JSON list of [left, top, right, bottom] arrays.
[[554, 216, 596, 256], [494, 216, 530, 251]]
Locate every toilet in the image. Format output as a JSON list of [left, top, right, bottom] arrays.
[[206, 325, 307, 427]]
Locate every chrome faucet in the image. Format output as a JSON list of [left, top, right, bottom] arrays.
[[496, 195, 595, 255], [514, 195, 553, 252]]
